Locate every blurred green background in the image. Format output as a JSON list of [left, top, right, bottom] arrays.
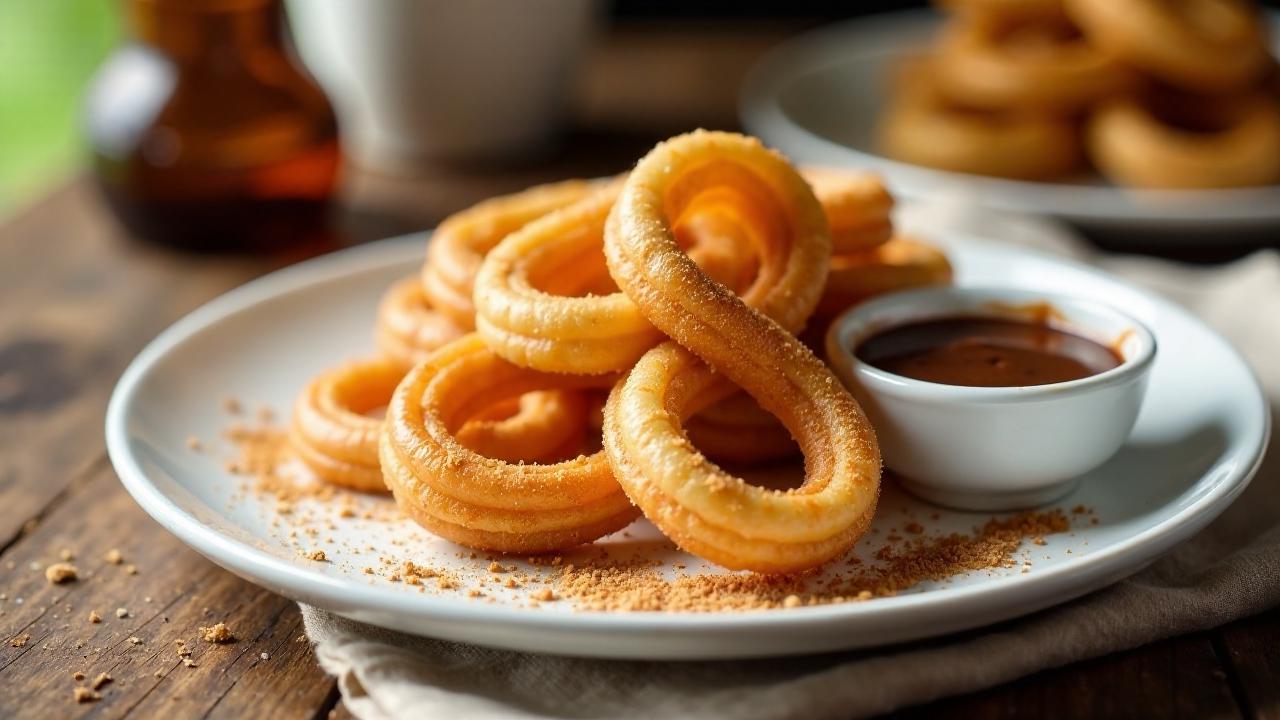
[[0, 0, 118, 217]]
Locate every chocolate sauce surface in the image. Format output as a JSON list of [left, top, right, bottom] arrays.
[[856, 316, 1122, 387]]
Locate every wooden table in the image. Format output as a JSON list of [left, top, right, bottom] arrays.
[[2, 23, 1279, 720]]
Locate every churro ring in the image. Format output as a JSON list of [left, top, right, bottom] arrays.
[[879, 58, 1084, 179], [381, 335, 637, 553], [1087, 91, 1280, 189], [1065, 0, 1270, 93], [933, 15, 1131, 112], [290, 358, 404, 492], [602, 131, 881, 573], [678, 209, 763, 294], [422, 179, 604, 330], [688, 238, 949, 468], [474, 166, 898, 375], [472, 185, 661, 374], [817, 236, 955, 317], [454, 390, 587, 464], [474, 169, 790, 375], [374, 277, 465, 371], [801, 167, 895, 252], [687, 393, 799, 464], [292, 354, 587, 492]]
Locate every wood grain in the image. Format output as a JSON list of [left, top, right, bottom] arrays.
[[0, 182, 334, 718], [1219, 608, 1280, 720], [0, 182, 264, 551], [904, 633, 1241, 719], [0, 461, 336, 718]]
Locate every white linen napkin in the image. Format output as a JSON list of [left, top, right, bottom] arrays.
[[301, 203, 1280, 719]]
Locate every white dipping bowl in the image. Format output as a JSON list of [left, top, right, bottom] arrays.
[[825, 287, 1156, 511]]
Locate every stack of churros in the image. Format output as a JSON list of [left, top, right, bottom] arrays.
[[290, 131, 953, 573], [880, 0, 1280, 188]]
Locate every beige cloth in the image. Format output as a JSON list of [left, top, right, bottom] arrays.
[[301, 206, 1280, 719]]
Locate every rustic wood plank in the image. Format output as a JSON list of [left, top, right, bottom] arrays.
[[0, 181, 269, 550], [0, 466, 336, 719], [1217, 607, 1280, 720], [898, 632, 1241, 719]]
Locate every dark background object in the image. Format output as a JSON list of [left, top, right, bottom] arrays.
[[85, 0, 340, 253]]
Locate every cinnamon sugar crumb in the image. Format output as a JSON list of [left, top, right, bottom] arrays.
[[702, 474, 731, 492], [45, 562, 77, 584], [307, 550, 327, 562], [222, 422, 383, 525], [104, 549, 124, 565], [199, 623, 235, 643], [91, 672, 112, 690], [403, 561, 438, 579], [88, 611, 101, 624], [555, 510, 1070, 612], [74, 687, 101, 704], [10, 633, 30, 647]]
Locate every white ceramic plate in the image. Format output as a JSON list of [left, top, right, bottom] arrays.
[[106, 235, 1268, 660], [740, 11, 1280, 236]]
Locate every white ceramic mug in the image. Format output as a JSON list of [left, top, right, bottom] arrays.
[[286, 0, 598, 172]]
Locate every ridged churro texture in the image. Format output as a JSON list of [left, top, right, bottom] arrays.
[[601, 131, 882, 572]]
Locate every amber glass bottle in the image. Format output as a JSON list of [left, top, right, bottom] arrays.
[[85, 0, 340, 252]]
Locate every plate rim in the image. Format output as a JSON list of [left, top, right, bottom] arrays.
[[104, 235, 1270, 655], [739, 8, 1280, 227]]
